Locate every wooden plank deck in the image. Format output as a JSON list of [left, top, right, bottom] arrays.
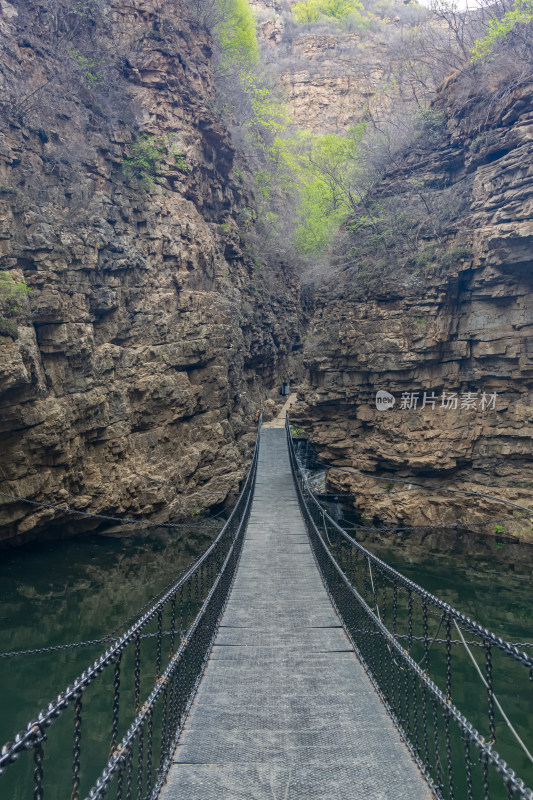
[[159, 428, 433, 800]]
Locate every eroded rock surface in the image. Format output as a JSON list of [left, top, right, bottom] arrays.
[[0, 0, 303, 543], [293, 80, 533, 534]]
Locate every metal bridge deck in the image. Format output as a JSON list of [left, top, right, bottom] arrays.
[[160, 429, 432, 800]]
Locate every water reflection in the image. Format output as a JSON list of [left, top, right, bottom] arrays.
[[0, 523, 222, 748]]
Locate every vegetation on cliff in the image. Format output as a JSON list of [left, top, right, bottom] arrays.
[[0, 272, 31, 339], [206, 0, 533, 289]]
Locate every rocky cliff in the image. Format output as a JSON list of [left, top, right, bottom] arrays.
[[254, 0, 419, 133], [0, 0, 303, 544], [292, 73, 533, 535]]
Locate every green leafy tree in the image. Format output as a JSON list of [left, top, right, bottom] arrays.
[[217, 0, 259, 72], [471, 0, 533, 60], [269, 126, 365, 253], [293, 0, 366, 23], [320, 0, 364, 19], [292, 0, 322, 23]]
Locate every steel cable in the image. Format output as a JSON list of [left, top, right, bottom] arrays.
[[313, 459, 533, 516], [287, 416, 533, 799], [0, 491, 225, 529]]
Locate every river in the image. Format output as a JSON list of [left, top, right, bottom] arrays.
[[0, 505, 532, 797]]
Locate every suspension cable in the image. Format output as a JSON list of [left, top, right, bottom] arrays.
[[453, 620, 533, 766], [131, 471, 232, 495], [313, 460, 533, 516], [0, 491, 225, 529]]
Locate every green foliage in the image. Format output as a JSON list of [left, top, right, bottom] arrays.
[[67, 46, 103, 88], [494, 524, 505, 535], [413, 107, 447, 143], [404, 244, 441, 273], [292, 0, 322, 22], [269, 126, 365, 253], [241, 72, 291, 137], [254, 169, 273, 200], [384, 481, 394, 492], [122, 133, 188, 188], [440, 245, 473, 268], [320, 0, 364, 18], [471, 0, 533, 61], [0, 316, 19, 338], [469, 135, 485, 153], [290, 426, 306, 437], [213, 0, 290, 141], [72, 0, 99, 20], [0, 272, 31, 338], [292, 0, 367, 24], [217, 0, 259, 71]]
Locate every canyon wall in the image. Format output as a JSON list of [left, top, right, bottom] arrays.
[[255, 0, 409, 133], [0, 0, 303, 544], [292, 75, 533, 534]]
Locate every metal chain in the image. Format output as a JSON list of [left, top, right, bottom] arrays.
[[287, 417, 533, 800], [110, 653, 122, 755], [71, 691, 82, 800], [132, 471, 230, 495], [33, 734, 44, 800], [486, 642, 496, 743], [339, 511, 530, 531]]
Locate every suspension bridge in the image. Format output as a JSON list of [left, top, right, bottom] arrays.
[[1, 411, 532, 800]]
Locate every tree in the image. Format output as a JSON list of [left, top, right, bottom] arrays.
[[216, 0, 259, 74], [471, 0, 533, 60], [292, 0, 323, 23], [268, 127, 366, 254], [292, 0, 366, 23]]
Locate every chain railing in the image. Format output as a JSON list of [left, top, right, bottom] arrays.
[[286, 414, 533, 800], [0, 415, 262, 800]]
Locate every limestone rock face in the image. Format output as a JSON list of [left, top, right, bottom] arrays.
[[253, 0, 412, 134], [292, 80, 533, 533], [0, 0, 303, 544], [277, 31, 394, 133]]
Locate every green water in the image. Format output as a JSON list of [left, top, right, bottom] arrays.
[[0, 522, 532, 798], [0, 524, 221, 797], [356, 536, 533, 797]]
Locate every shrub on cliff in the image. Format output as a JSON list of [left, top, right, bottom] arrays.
[[0, 272, 31, 339], [122, 134, 188, 188]]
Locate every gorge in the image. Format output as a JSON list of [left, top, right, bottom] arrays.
[[0, 0, 531, 547], [1, 2, 533, 799]]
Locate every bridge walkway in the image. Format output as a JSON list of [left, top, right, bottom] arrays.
[[159, 428, 432, 799]]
